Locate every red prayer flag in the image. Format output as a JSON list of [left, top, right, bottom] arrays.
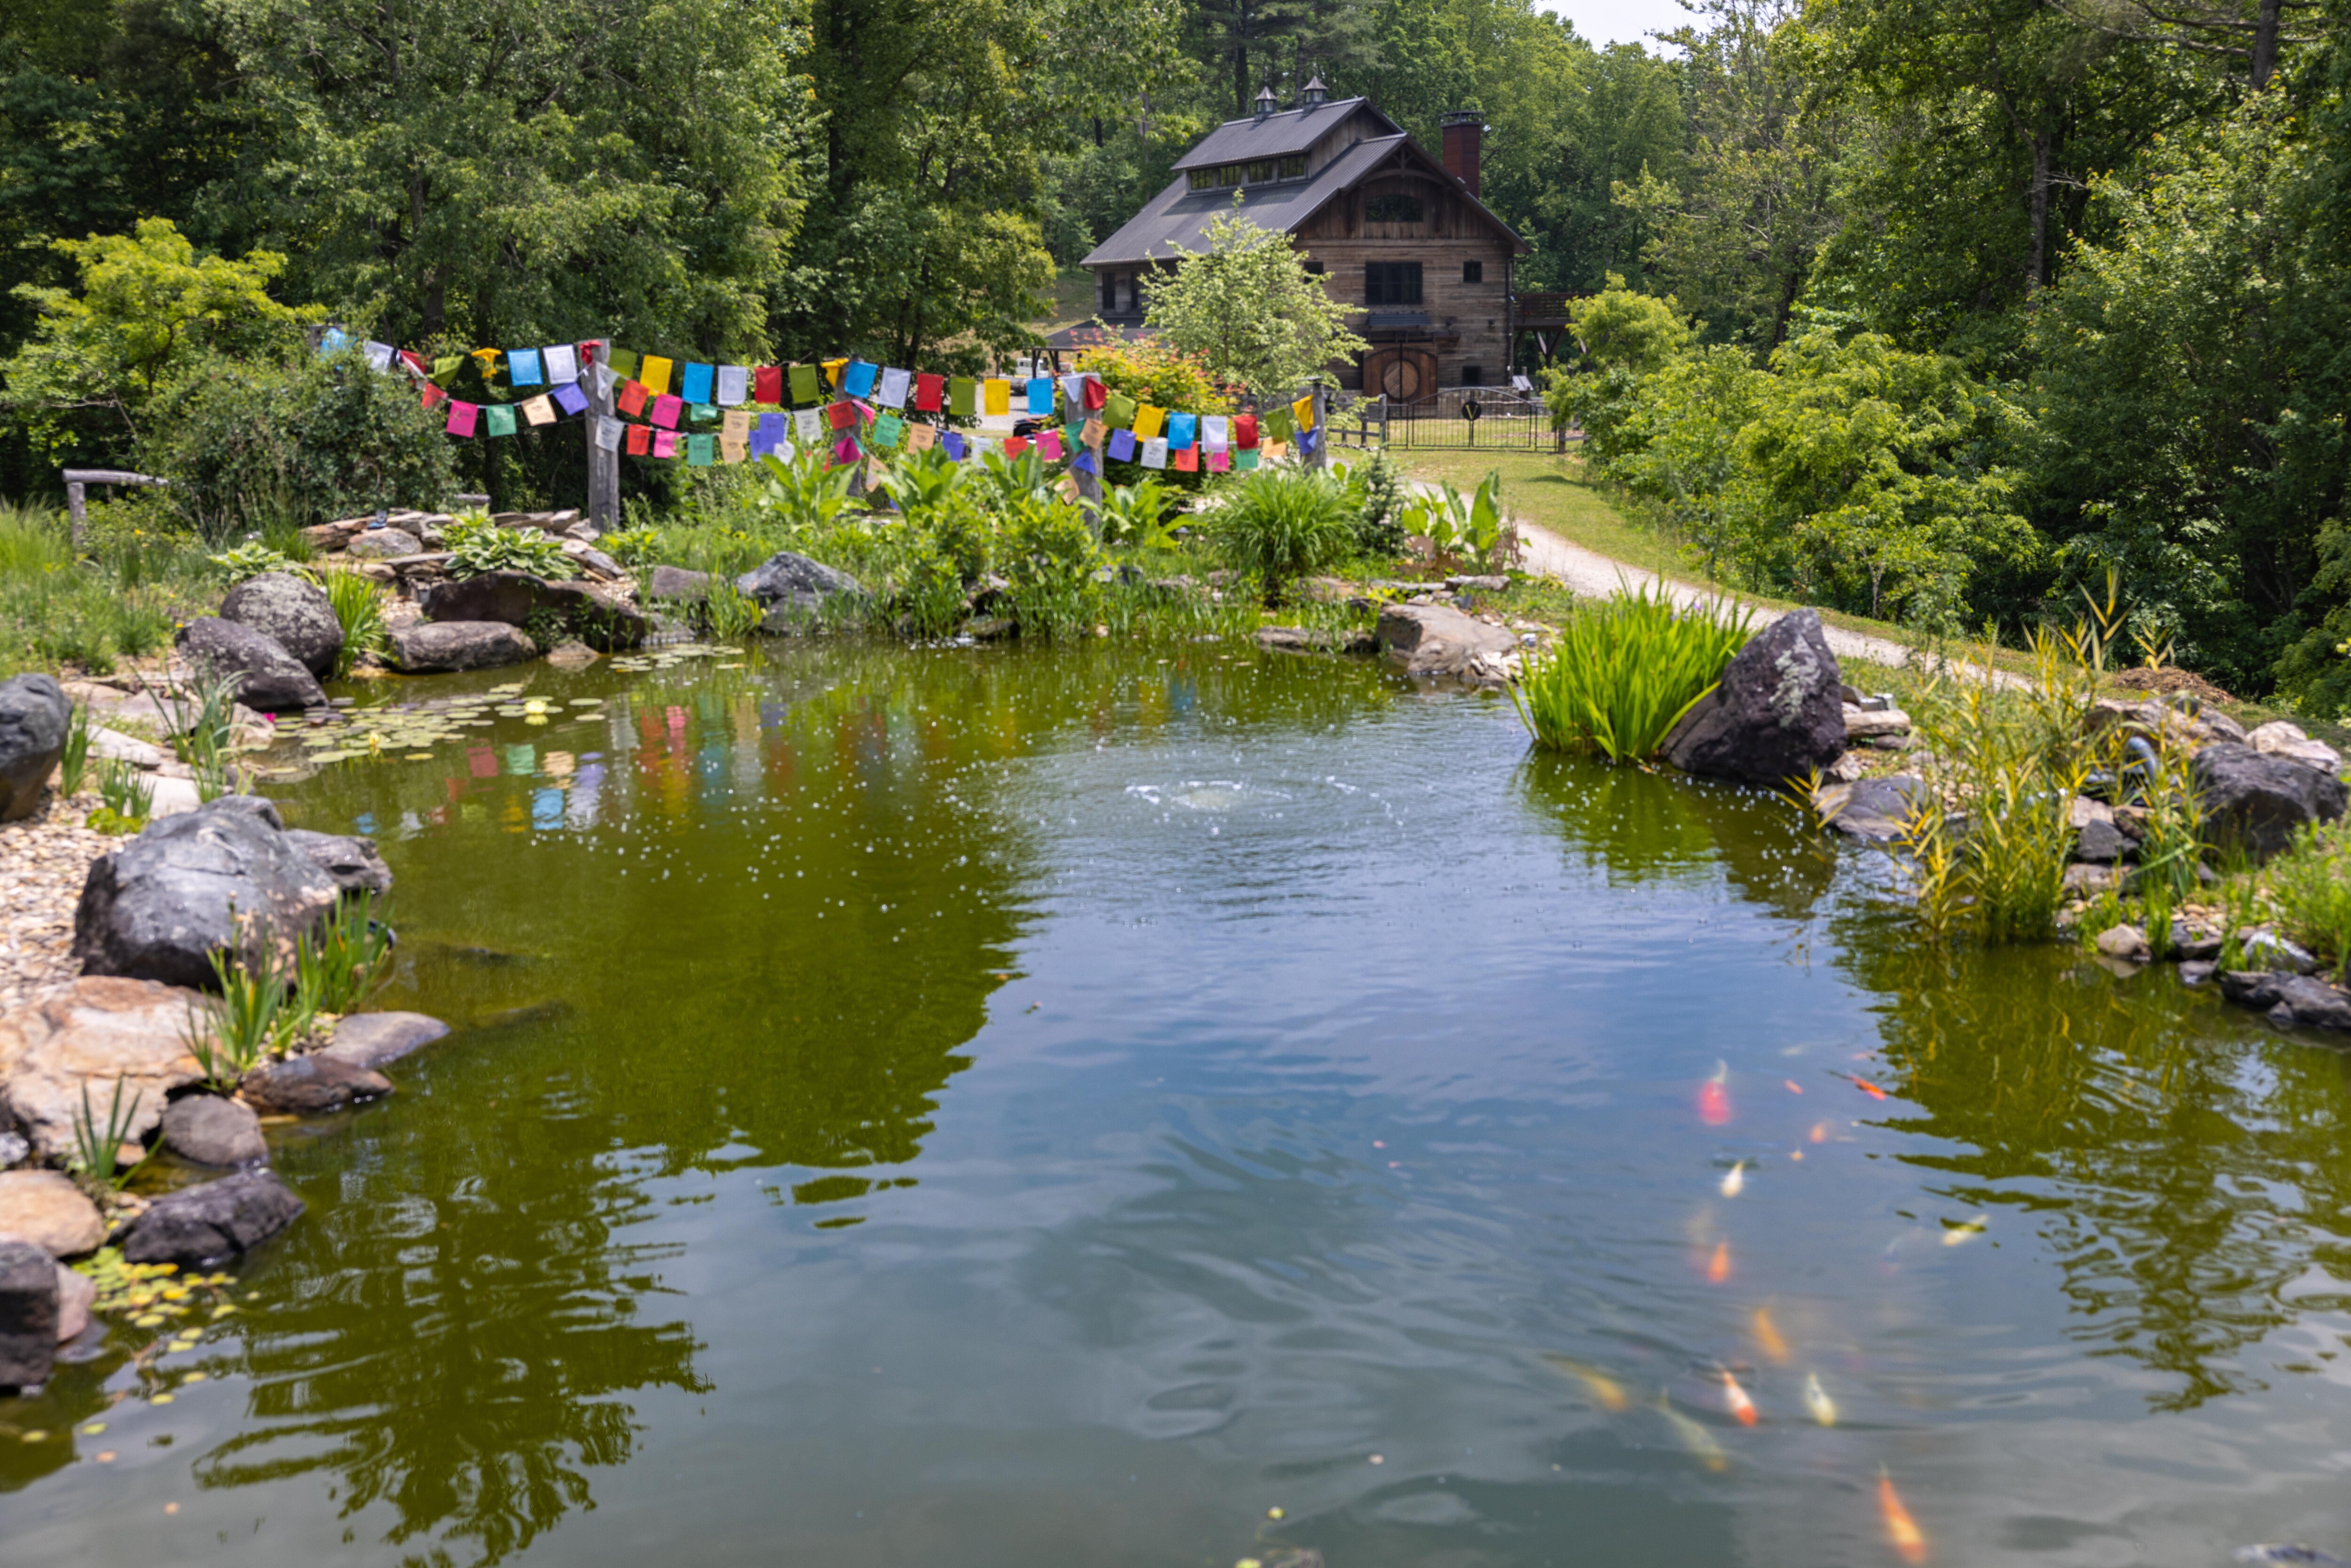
[[618, 380, 649, 417], [1082, 377, 1107, 411], [420, 382, 448, 411], [1005, 435, 1030, 458], [915, 372, 945, 412], [1173, 445, 1199, 472], [754, 365, 784, 404], [1234, 414, 1259, 449], [625, 425, 651, 456], [825, 401, 857, 431]]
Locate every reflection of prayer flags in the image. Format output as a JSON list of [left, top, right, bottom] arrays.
[[608, 350, 640, 379], [877, 367, 911, 408], [1026, 377, 1054, 415], [651, 394, 683, 428], [1081, 417, 1104, 450], [421, 382, 449, 411], [446, 400, 479, 436], [754, 365, 783, 403], [843, 360, 878, 398], [543, 344, 579, 383], [1292, 393, 1316, 430], [641, 355, 674, 395], [1108, 428, 1136, 462], [1237, 448, 1260, 470], [1174, 445, 1199, 472], [716, 364, 749, 405], [509, 349, 544, 386], [687, 433, 715, 466], [825, 401, 856, 430], [1141, 437, 1168, 469], [594, 417, 624, 451], [1134, 404, 1166, 439], [1005, 435, 1030, 457], [788, 364, 822, 404], [521, 394, 555, 426], [915, 373, 945, 412], [653, 430, 678, 459], [1207, 448, 1230, 472], [486, 403, 517, 437], [1104, 392, 1137, 428], [1203, 415, 1229, 450], [1072, 449, 1098, 476], [1235, 414, 1259, 448], [1036, 429, 1065, 460], [1168, 412, 1196, 449], [906, 421, 937, 452], [794, 407, 822, 442], [626, 424, 651, 455], [618, 380, 649, 416], [872, 412, 904, 449], [943, 431, 967, 461], [950, 377, 978, 417], [551, 383, 589, 417], [1083, 376, 1107, 411], [681, 362, 715, 403], [983, 378, 1010, 415]]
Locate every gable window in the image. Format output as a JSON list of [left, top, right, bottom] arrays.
[[1189, 155, 1310, 192], [1187, 169, 1218, 192], [1365, 194, 1424, 224], [1365, 262, 1423, 306], [1462, 260, 1483, 284]]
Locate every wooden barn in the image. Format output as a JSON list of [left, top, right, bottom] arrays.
[[1080, 81, 1530, 401]]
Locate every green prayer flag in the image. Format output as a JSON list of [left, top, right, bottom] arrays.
[[949, 377, 978, 418], [608, 350, 640, 379], [485, 403, 518, 437], [788, 364, 823, 404], [1236, 448, 1261, 470], [872, 413, 904, 449], [687, 433, 715, 466], [690, 403, 717, 424], [1264, 406, 1295, 442], [1104, 392, 1137, 429]]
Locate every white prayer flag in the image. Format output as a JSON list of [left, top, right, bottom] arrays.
[[543, 344, 580, 383], [716, 364, 749, 405], [877, 367, 912, 408], [1141, 437, 1169, 470], [1203, 415, 1230, 451], [363, 340, 395, 372], [593, 416, 624, 451], [793, 407, 822, 442]]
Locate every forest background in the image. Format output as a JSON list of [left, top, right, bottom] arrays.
[[1, 0, 2347, 707]]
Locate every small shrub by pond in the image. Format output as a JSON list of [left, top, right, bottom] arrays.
[[1513, 585, 1750, 762], [1207, 467, 1358, 593]]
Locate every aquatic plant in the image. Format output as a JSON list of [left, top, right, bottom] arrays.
[[291, 895, 392, 1018], [189, 939, 289, 1087], [324, 570, 388, 677], [1513, 584, 1751, 762], [70, 1076, 148, 1188], [91, 755, 154, 831], [2265, 821, 2351, 981], [702, 579, 765, 640], [1209, 467, 1358, 591], [1400, 473, 1513, 575], [76, 1247, 237, 1327], [58, 699, 92, 797]]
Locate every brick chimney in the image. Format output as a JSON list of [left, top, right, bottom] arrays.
[[1441, 109, 1483, 197]]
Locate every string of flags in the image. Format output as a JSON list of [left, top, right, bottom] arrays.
[[321, 329, 1324, 480]]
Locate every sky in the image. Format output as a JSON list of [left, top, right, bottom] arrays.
[[1544, 0, 1695, 47]]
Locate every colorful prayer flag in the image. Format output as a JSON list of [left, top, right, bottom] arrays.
[[421, 382, 448, 412], [1236, 448, 1260, 470], [1264, 406, 1294, 441], [950, 377, 978, 417], [943, 431, 967, 460], [687, 433, 715, 466], [551, 383, 589, 417], [906, 421, 937, 452], [1005, 435, 1031, 457], [825, 400, 857, 430], [619, 380, 649, 416], [509, 349, 544, 386], [1174, 446, 1199, 473], [1104, 392, 1137, 428], [363, 340, 396, 372], [877, 367, 911, 408], [1134, 404, 1167, 439], [1036, 429, 1065, 460], [543, 344, 580, 384], [755, 365, 784, 404], [915, 373, 945, 412], [1059, 374, 1087, 410], [485, 404, 518, 437], [843, 360, 878, 398], [1072, 449, 1098, 477], [652, 430, 678, 459], [1141, 437, 1168, 469], [520, 394, 555, 426], [1167, 412, 1196, 449], [593, 417, 624, 451], [1108, 428, 1136, 462], [681, 362, 715, 404], [1026, 377, 1054, 415], [1082, 376, 1107, 411], [1207, 449, 1230, 472], [1081, 417, 1104, 450], [1292, 393, 1316, 431], [626, 425, 651, 455], [1235, 414, 1259, 448], [446, 400, 479, 437], [983, 378, 1010, 416], [641, 355, 674, 395], [1203, 415, 1229, 450], [608, 350, 640, 379], [788, 364, 822, 404], [689, 403, 716, 424], [651, 394, 684, 429], [794, 407, 822, 442], [872, 412, 904, 449], [831, 433, 860, 466], [716, 364, 749, 405]]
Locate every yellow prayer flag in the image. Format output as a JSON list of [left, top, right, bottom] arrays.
[[822, 357, 848, 389], [983, 378, 1011, 415], [1134, 404, 1167, 439], [1292, 393, 1316, 431], [520, 395, 555, 426], [641, 356, 674, 396]]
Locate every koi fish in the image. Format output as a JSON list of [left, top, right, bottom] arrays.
[[1846, 1073, 1889, 1101], [1752, 1307, 1789, 1363], [1810, 1121, 1830, 1143], [1720, 1161, 1747, 1198], [1657, 1390, 1728, 1472], [1542, 1355, 1629, 1412], [1803, 1371, 1836, 1426], [1707, 1239, 1731, 1284], [1942, 1217, 1987, 1247], [1880, 1467, 1926, 1562], [1784, 1079, 1805, 1094], [1699, 1062, 1732, 1126], [1720, 1367, 1758, 1426]]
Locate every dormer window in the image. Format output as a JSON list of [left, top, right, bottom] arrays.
[[1186, 155, 1308, 193]]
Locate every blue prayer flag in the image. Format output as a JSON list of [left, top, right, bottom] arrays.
[[1108, 428, 1137, 462], [942, 431, 967, 461], [509, 348, 545, 386], [1168, 412, 1197, 450], [551, 383, 589, 417], [1026, 377, 1054, 415], [681, 362, 715, 404], [844, 360, 879, 398]]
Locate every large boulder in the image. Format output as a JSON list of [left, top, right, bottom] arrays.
[[647, 566, 714, 602], [0, 1240, 57, 1388], [71, 798, 341, 991], [421, 571, 648, 651], [736, 552, 865, 621], [220, 573, 344, 679], [0, 977, 208, 1160], [0, 1170, 104, 1257], [1662, 609, 1846, 786], [2247, 719, 2343, 778], [120, 1170, 303, 1268], [239, 1054, 394, 1115], [281, 828, 393, 897], [386, 621, 538, 673], [175, 616, 327, 713], [1373, 603, 1521, 680], [345, 528, 423, 559], [0, 672, 71, 822], [160, 1094, 267, 1167], [421, 569, 540, 625], [320, 1011, 449, 1071], [2191, 742, 2348, 860]]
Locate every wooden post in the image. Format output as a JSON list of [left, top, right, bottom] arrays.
[[584, 340, 618, 535], [61, 469, 168, 550], [65, 480, 86, 550]]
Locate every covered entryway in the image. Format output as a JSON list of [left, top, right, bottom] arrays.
[[1364, 346, 1438, 402]]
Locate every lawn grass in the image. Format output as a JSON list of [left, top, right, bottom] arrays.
[[1036, 268, 1100, 333]]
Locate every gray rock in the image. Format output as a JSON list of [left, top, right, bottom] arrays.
[[71, 797, 341, 989], [0, 672, 71, 821], [281, 828, 392, 897], [2219, 969, 2288, 1009], [2240, 930, 2318, 974], [421, 573, 648, 654], [160, 1094, 267, 1167], [2074, 816, 2133, 864], [386, 621, 538, 673], [421, 569, 541, 625], [219, 573, 343, 678], [120, 1170, 303, 1268], [239, 1054, 394, 1115], [2191, 743, 2348, 859], [735, 551, 866, 617], [1662, 610, 1846, 786], [175, 617, 327, 713], [319, 1011, 449, 1071], [0, 1170, 104, 1256], [646, 566, 713, 602], [0, 1133, 25, 1168], [2170, 923, 2223, 960], [1372, 603, 1520, 678], [0, 976, 208, 1160], [1254, 626, 1377, 655], [1842, 706, 1912, 740], [54, 1260, 93, 1342], [200, 793, 285, 831], [345, 528, 423, 559], [87, 724, 162, 768], [2266, 975, 2351, 1031], [1813, 775, 1929, 841], [2096, 924, 2151, 962], [2247, 719, 2343, 778], [2063, 862, 2125, 895], [0, 1240, 58, 1388]]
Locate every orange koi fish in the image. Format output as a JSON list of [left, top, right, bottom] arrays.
[[1541, 1355, 1629, 1412], [1752, 1307, 1789, 1363], [1880, 1467, 1927, 1562], [1720, 1367, 1758, 1426], [1810, 1121, 1830, 1143], [1699, 1061, 1732, 1126], [1707, 1240, 1732, 1284], [1846, 1073, 1889, 1101]]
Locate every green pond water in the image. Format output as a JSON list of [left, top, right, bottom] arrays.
[[6, 637, 2351, 1567]]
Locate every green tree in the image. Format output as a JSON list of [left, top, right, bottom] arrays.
[[1141, 208, 1368, 400]]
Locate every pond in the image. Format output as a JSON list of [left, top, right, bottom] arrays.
[[6, 637, 2351, 1567]]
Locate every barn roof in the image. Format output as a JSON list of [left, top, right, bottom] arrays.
[[1170, 98, 1395, 172]]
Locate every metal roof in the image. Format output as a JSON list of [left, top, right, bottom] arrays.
[[1171, 98, 1397, 172]]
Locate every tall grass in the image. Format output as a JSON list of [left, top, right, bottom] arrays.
[[2267, 821, 2351, 981], [1512, 585, 1751, 762], [1207, 468, 1358, 591], [0, 501, 181, 675], [70, 1077, 149, 1188], [324, 571, 388, 677]]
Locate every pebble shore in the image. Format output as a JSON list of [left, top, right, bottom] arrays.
[[0, 790, 110, 1014]]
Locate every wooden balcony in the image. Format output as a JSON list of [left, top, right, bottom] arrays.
[[1512, 291, 1575, 328]]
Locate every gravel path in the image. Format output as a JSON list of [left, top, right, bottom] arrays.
[[0, 791, 109, 1014]]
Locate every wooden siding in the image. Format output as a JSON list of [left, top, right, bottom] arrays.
[[1296, 167, 1517, 389]]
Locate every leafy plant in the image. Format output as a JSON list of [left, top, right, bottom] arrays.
[[130, 661, 243, 800], [2266, 821, 2351, 983], [1401, 474, 1514, 575], [444, 514, 576, 579], [324, 570, 388, 676], [70, 1076, 149, 1188], [1208, 467, 1358, 591], [59, 700, 93, 798], [702, 579, 764, 639], [291, 895, 392, 1018], [91, 756, 155, 831], [207, 541, 308, 582], [1095, 478, 1176, 548], [1513, 584, 1751, 761], [604, 525, 665, 567], [1340, 449, 1407, 559], [751, 451, 857, 534]]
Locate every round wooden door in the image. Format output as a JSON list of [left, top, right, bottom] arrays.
[[1366, 347, 1436, 402]]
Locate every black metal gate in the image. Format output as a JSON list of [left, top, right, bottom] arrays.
[[1332, 391, 1566, 452]]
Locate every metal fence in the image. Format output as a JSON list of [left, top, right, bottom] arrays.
[[1332, 392, 1567, 452]]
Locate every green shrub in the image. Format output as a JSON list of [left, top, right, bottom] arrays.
[[1209, 467, 1357, 591], [444, 513, 574, 579], [1512, 584, 1751, 761], [1342, 449, 1406, 559], [324, 571, 388, 676], [2267, 821, 2351, 982], [207, 541, 309, 583]]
